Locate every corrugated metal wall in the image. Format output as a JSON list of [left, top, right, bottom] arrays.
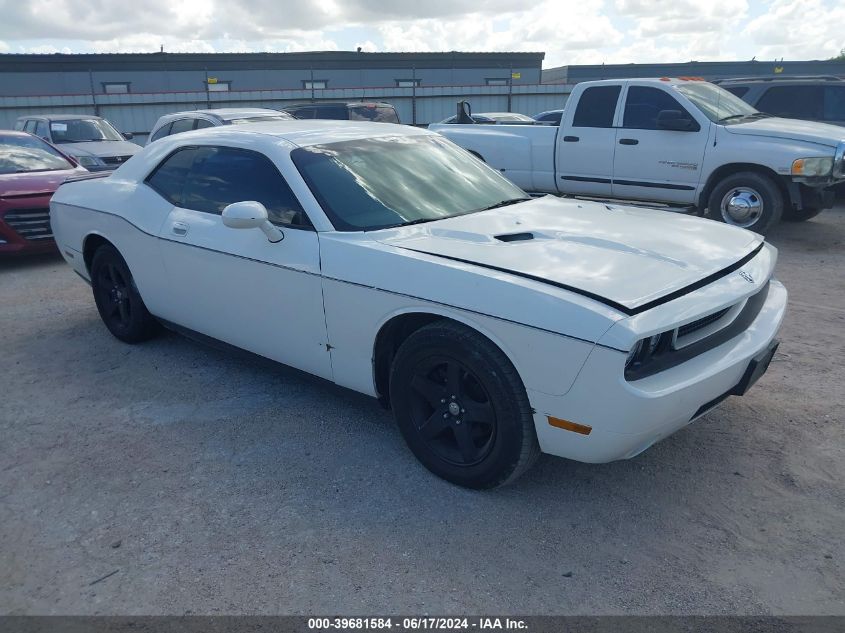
[[0, 84, 572, 143]]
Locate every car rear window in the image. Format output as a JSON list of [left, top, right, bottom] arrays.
[[348, 105, 400, 123]]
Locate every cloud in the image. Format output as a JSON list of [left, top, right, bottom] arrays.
[[0, 0, 842, 66]]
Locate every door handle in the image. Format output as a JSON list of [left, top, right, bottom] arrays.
[[171, 222, 188, 236], [563, 135, 579, 142], [619, 138, 639, 145]]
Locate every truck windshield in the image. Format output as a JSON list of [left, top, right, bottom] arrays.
[[675, 83, 759, 123], [291, 135, 528, 231]]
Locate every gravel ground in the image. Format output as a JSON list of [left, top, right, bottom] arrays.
[[1, 207, 844, 616]]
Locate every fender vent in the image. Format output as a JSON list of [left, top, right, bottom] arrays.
[[494, 232, 534, 242]]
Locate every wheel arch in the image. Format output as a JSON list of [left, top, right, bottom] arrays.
[[82, 233, 116, 275], [699, 163, 793, 211], [371, 309, 522, 407]]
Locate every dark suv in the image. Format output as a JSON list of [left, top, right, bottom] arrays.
[[715, 76, 845, 127], [282, 101, 400, 124]]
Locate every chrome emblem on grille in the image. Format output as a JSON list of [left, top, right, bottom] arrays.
[[739, 271, 755, 284]]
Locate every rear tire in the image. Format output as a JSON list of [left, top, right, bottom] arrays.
[[91, 244, 160, 343], [389, 320, 540, 489], [707, 171, 783, 235]]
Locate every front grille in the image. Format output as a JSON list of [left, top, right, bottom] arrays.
[[677, 307, 730, 338], [3, 208, 53, 241], [101, 155, 132, 166]]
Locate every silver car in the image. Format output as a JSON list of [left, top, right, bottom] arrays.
[[15, 114, 142, 172], [147, 108, 294, 144]]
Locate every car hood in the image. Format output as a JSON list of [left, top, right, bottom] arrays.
[[57, 140, 142, 158], [0, 168, 84, 198], [725, 117, 845, 148], [372, 196, 763, 313]]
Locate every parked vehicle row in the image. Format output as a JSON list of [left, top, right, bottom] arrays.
[[49, 120, 786, 488], [431, 77, 845, 234]]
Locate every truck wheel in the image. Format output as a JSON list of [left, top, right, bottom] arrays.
[[783, 206, 823, 222], [389, 320, 540, 489], [707, 172, 783, 234], [91, 244, 160, 343]]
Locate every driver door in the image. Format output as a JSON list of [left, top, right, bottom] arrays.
[[149, 145, 332, 380], [611, 84, 708, 204]]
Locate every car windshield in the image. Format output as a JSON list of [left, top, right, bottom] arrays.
[[0, 134, 74, 174], [291, 135, 528, 231], [674, 82, 759, 123], [50, 118, 124, 143], [348, 105, 400, 123]]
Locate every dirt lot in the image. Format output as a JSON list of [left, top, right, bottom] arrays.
[[1, 207, 844, 616]]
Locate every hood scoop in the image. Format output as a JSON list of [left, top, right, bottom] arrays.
[[494, 232, 534, 243]]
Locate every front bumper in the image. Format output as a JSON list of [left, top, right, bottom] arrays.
[[0, 205, 57, 256], [530, 278, 787, 463]]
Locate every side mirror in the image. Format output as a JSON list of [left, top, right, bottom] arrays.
[[122, 132, 134, 140], [222, 201, 284, 243], [457, 100, 474, 124], [656, 109, 699, 132]]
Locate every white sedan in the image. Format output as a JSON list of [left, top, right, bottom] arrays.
[[50, 121, 787, 489]]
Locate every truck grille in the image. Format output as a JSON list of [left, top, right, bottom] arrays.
[[101, 155, 133, 166], [3, 208, 53, 241]]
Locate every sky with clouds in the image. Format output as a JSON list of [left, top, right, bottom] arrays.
[[0, 0, 841, 68]]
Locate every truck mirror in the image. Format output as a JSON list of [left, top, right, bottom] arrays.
[[457, 101, 474, 124], [657, 110, 699, 132]]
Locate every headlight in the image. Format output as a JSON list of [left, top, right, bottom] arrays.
[[791, 157, 833, 177], [76, 156, 101, 168], [625, 332, 672, 370]]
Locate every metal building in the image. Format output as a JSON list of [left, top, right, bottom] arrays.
[[543, 59, 845, 84], [0, 51, 544, 97]]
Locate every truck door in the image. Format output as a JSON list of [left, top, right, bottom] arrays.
[[611, 84, 708, 204], [555, 84, 622, 197]]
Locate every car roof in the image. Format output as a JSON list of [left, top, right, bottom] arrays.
[[715, 76, 843, 85], [162, 108, 287, 121], [0, 129, 36, 138], [16, 113, 105, 121], [151, 119, 429, 148], [284, 101, 394, 108]]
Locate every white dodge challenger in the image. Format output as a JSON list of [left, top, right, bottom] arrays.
[[50, 121, 787, 488]]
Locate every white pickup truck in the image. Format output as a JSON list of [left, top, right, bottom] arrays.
[[430, 78, 845, 234]]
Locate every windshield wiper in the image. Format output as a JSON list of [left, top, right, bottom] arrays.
[[479, 197, 532, 211], [718, 114, 747, 123]]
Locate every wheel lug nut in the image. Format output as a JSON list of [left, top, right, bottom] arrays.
[[443, 413, 449, 419], [440, 399, 445, 403], [461, 408, 465, 413], [451, 395, 456, 400]]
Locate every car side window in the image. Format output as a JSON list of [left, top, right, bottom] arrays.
[[35, 121, 49, 138], [145, 146, 198, 205], [756, 86, 824, 119], [169, 118, 196, 135], [173, 146, 312, 229], [290, 108, 315, 119], [823, 86, 845, 122], [150, 123, 173, 142], [623, 86, 694, 130], [572, 86, 621, 128], [723, 86, 749, 98], [314, 106, 348, 120], [24, 120, 38, 133], [195, 119, 213, 129]]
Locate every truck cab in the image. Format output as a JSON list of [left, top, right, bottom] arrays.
[[431, 78, 845, 234]]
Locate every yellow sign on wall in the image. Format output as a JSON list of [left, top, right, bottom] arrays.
[[511, 72, 521, 79], [207, 77, 218, 84]]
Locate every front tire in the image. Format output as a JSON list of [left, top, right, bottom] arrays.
[[91, 244, 159, 343], [389, 320, 540, 489], [707, 171, 784, 234]]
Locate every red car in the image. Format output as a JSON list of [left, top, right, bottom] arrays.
[[0, 131, 86, 256]]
